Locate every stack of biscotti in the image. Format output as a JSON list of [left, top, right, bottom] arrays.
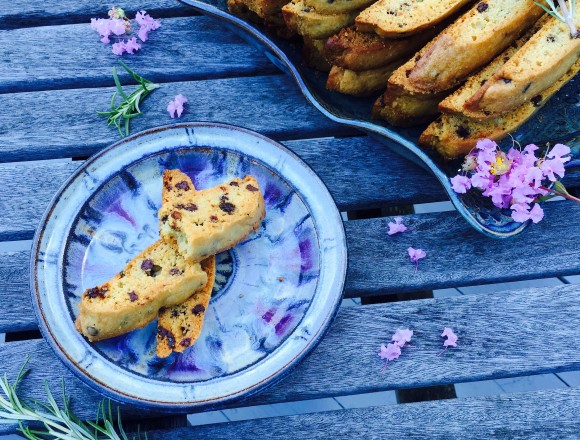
[[282, 0, 379, 72], [323, 0, 473, 97], [419, 9, 580, 159], [372, 0, 546, 126], [77, 170, 266, 358]]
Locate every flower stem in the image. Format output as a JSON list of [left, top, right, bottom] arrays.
[[557, 0, 578, 37], [539, 186, 580, 203]]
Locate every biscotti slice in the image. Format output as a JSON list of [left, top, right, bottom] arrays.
[[76, 238, 208, 342], [326, 61, 404, 96], [439, 16, 549, 120], [372, 88, 448, 126], [159, 175, 265, 263], [303, 37, 332, 71], [324, 25, 437, 71], [234, 0, 291, 19], [402, 0, 544, 94], [465, 13, 580, 114], [157, 256, 216, 357], [228, 0, 297, 39], [419, 58, 580, 159], [282, 1, 361, 39], [355, 0, 472, 38], [303, 0, 375, 15]]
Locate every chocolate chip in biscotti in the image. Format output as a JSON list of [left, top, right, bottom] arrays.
[[180, 338, 192, 347], [175, 181, 190, 190], [161, 215, 168, 223], [229, 181, 239, 187], [141, 259, 154, 273], [210, 215, 218, 223], [476, 2, 488, 13], [169, 267, 184, 276], [219, 200, 236, 214], [246, 184, 258, 192], [192, 304, 206, 315], [184, 203, 197, 211], [531, 95, 543, 107], [86, 286, 107, 299], [158, 326, 175, 349]]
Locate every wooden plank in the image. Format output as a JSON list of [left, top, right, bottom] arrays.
[[0, 17, 278, 94], [0, 284, 578, 427], [0, 76, 350, 164], [0, 137, 442, 241], [0, 1, 195, 30], [147, 388, 580, 439], [2, 201, 580, 331]]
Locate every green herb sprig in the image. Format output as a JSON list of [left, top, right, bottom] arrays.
[[0, 358, 146, 440], [98, 61, 159, 137], [535, 0, 578, 37]]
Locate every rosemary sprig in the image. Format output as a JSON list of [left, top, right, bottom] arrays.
[[535, 0, 578, 37], [98, 61, 160, 137], [0, 358, 146, 440]]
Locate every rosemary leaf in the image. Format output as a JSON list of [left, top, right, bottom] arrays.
[[98, 62, 160, 137]]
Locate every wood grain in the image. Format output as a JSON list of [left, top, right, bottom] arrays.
[[2, 201, 580, 331], [0, 284, 577, 431], [0, 17, 278, 94], [147, 388, 580, 439], [0, 137, 442, 241], [0, 76, 350, 164]]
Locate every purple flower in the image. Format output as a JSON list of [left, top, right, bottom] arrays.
[[109, 18, 127, 36], [387, 217, 408, 235], [450, 175, 471, 193], [135, 10, 161, 42], [167, 94, 188, 118], [379, 343, 401, 362], [111, 41, 126, 56], [511, 203, 544, 223], [392, 328, 413, 347], [123, 37, 141, 54], [408, 247, 426, 273]]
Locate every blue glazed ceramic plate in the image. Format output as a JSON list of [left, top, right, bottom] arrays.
[[179, 0, 580, 238], [31, 123, 347, 411]]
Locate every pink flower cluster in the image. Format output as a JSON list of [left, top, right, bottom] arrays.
[[387, 218, 427, 272], [451, 139, 571, 224], [90, 8, 161, 56], [379, 328, 413, 368], [167, 94, 188, 118]]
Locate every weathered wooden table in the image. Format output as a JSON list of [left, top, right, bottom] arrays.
[[1, 1, 579, 438]]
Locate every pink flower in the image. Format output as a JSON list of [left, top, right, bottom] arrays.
[[109, 18, 127, 36], [123, 37, 141, 54], [136, 10, 161, 42], [379, 343, 401, 362], [408, 247, 426, 273], [111, 41, 126, 56], [167, 94, 188, 118], [450, 175, 471, 193], [441, 327, 458, 347], [387, 217, 407, 235], [392, 328, 413, 347]]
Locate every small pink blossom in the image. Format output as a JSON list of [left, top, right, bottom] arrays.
[[450, 175, 471, 193], [111, 41, 126, 56], [167, 94, 188, 118], [379, 343, 401, 362], [123, 37, 141, 54], [438, 327, 458, 356], [135, 10, 161, 42], [408, 247, 426, 272], [387, 217, 407, 235], [392, 328, 413, 347]]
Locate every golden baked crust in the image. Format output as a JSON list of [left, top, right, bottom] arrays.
[[420, 58, 580, 159], [465, 13, 580, 114], [282, 0, 361, 39], [372, 87, 447, 126], [323, 25, 436, 71], [157, 257, 216, 357], [303, 0, 375, 15], [402, 0, 545, 94], [326, 61, 403, 96], [159, 175, 265, 263], [355, 0, 472, 38], [76, 238, 208, 342], [439, 16, 548, 120]]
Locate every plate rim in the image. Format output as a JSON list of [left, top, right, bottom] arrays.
[[30, 121, 348, 411]]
